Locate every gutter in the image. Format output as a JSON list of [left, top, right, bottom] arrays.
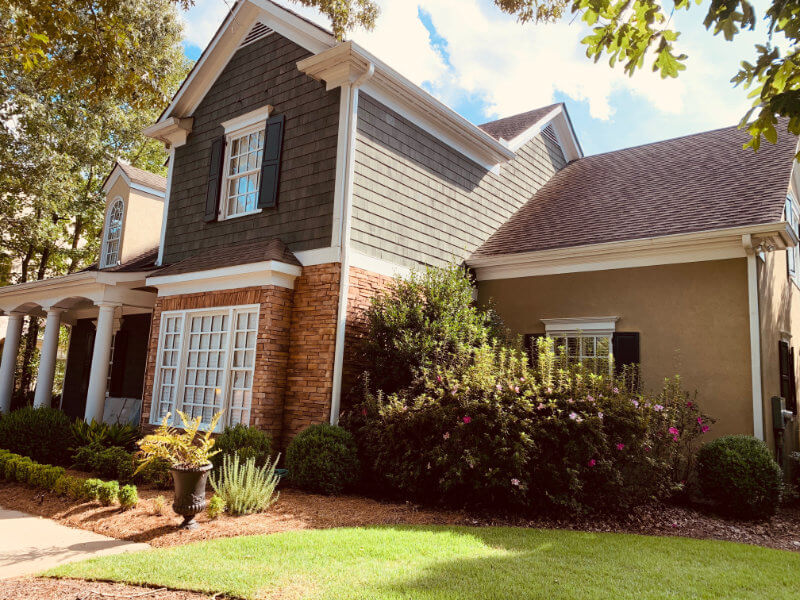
[[329, 61, 375, 425], [742, 234, 765, 440]]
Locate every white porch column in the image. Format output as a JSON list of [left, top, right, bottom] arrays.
[[0, 312, 25, 414], [33, 307, 64, 409], [84, 303, 118, 423]]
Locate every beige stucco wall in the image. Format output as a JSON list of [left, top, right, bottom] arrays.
[[477, 258, 753, 438], [103, 176, 163, 265]]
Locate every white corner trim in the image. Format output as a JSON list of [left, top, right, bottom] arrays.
[[156, 147, 176, 267], [221, 105, 273, 133], [297, 41, 515, 171], [743, 234, 765, 441], [470, 222, 798, 281], [295, 246, 340, 266], [349, 250, 411, 278], [147, 260, 303, 296], [542, 316, 619, 335]]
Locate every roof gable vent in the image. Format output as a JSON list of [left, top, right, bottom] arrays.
[[239, 22, 274, 49], [542, 124, 559, 146]]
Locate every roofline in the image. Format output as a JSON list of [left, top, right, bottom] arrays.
[[469, 221, 797, 280], [298, 41, 516, 168], [499, 103, 582, 161], [101, 163, 166, 197]]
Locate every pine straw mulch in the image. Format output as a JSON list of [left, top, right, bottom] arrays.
[[0, 577, 216, 599], [1, 479, 800, 553]]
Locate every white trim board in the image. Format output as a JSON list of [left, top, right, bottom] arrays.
[[503, 104, 582, 161], [147, 260, 303, 296], [469, 222, 798, 280], [102, 164, 165, 198], [221, 104, 273, 133], [542, 316, 619, 335]]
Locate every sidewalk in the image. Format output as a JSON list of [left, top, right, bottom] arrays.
[[0, 507, 149, 579]]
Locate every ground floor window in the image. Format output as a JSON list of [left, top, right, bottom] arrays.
[[151, 305, 258, 430], [550, 333, 612, 375]]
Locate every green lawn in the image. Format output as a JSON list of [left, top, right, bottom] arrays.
[[48, 526, 800, 599]]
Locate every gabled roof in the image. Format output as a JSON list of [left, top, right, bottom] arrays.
[[152, 239, 300, 278], [478, 104, 562, 141], [83, 247, 160, 273], [102, 161, 166, 196], [472, 124, 798, 258]]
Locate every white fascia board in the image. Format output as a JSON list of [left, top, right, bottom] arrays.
[[349, 250, 411, 278], [295, 246, 340, 266], [469, 222, 796, 280], [505, 105, 582, 161], [102, 165, 128, 194], [297, 42, 515, 170], [147, 260, 303, 296], [129, 183, 166, 199], [250, 0, 334, 53], [221, 104, 274, 132], [505, 105, 563, 152]]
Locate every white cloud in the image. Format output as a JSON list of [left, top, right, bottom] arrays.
[[181, 0, 760, 140]]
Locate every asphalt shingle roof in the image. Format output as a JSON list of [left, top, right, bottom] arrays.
[[478, 104, 562, 141], [118, 162, 167, 192], [473, 124, 797, 257], [153, 238, 301, 277]]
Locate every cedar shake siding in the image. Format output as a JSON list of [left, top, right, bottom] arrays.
[[351, 94, 568, 269], [162, 32, 340, 265]]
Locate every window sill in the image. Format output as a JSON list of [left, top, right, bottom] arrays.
[[218, 208, 262, 221]]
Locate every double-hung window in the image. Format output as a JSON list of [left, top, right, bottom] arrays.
[[222, 125, 265, 218], [101, 198, 124, 268], [151, 305, 259, 430], [542, 317, 619, 376], [787, 195, 800, 285]]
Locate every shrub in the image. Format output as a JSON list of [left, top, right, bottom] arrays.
[[358, 264, 505, 397], [207, 494, 226, 519], [134, 457, 172, 489], [71, 419, 140, 452], [697, 435, 783, 519], [53, 475, 71, 497], [211, 424, 272, 469], [286, 424, 359, 495], [210, 454, 280, 515], [68, 476, 88, 501], [0, 407, 75, 465], [97, 480, 120, 506], [84, 478, 103, 501], [29, 464, 64, 490], [77, 445, 136, 482], [14, 457, 34, 483], [118, 485, 138, 510], [151, 495, 168, 516]]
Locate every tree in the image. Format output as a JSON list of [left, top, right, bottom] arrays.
[[0, 0, 190, 399]]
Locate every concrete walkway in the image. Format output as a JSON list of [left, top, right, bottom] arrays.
[[0, 507, 149, 579]]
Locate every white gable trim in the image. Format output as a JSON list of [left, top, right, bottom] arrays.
[[504, 104, 582, 161], [146, 260, 303, 296], [102, 164, 166, 198]]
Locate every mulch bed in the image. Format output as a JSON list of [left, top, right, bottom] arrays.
[[1, 479, 800, 552], [0, 577, 216, 599]]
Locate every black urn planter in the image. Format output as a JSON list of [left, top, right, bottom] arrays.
[[170, 463, 212, 529]]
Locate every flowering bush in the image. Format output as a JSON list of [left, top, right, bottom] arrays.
[[348, 339, 712, 514]]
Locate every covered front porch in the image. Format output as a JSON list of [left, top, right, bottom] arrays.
[[0, 269, 156, 423]]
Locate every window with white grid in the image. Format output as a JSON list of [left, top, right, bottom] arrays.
[[101, 198, 124, 267], [222, 126, 264, 218], [551, 334, 612, 375], [151, 306, 259, 430]]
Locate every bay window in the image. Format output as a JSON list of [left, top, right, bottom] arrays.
[[151, 305, 259, 430]]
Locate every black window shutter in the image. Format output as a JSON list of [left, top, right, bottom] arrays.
[[258, 114, 285, 209], [779, 341, 797, 413], [612, 332, 640, 371], [523, 333, 546, 365], [108, 330, 128, 398], [204, 136, 226, 222]]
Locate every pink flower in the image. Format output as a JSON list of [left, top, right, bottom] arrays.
[[567, 398, 575, 404], [462, 416, 472, 424], [669, 427, 679, 435], [496, 383, 503, 391], [546, 387, 553, 394], [451, 387, 458, 396], [569, 411, 578, 420], [644, 445, 651, 452], [519, 376, 526, 382], [654, 404, 664, 412], [514, 386, 520, 394], [613, 387, 620, 394], [587, 459, 596, 467], [443, 432, 450, 440], [631, 400, 639, 408], [616, 443, 625, 451], [436, 375, 443, 383], [686, 401, 693, 408], [537, 402, 546, 410], [597, 412, 604, 420], [361, 408, 367, 416], [511, 478, 520, 487], [701, 425, 710, 434], [586, 395, 595, 402]]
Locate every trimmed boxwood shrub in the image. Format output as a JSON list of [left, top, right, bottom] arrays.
[[0, 407, 75, 465], [696, 435, 783, 519], [118, 484, 138, 510], [211, 424, 272, 469], [286, 424, 360, 494], [97, 480, 120, 506]]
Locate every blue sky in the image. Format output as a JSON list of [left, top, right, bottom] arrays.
[[181, 0, 771, 156]]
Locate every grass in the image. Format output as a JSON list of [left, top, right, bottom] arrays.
[[48, 525, 800, 599]]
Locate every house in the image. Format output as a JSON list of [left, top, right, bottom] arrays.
[[0, 0, 796, 462]]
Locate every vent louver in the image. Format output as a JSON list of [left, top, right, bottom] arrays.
[[239, 22, 273, 48], [542, 124, 559, 146]]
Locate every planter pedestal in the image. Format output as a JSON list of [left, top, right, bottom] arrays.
[[170, 464, 212, 529]]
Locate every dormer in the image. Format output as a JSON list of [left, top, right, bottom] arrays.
[[100, 162, 166, 268]]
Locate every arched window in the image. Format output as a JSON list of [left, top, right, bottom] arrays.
[[101, 198, 124, 268]]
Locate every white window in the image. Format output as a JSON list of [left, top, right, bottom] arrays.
[[787, 195, 799, 285], [101, 198, 124, 268], [542, 317, 618, 375], [151, 305, 259, 430], [222, 125, 265, 219]]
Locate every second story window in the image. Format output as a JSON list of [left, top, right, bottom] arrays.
[[101, 198, 124, 268], [223, 125, 265, 218], [787, 194, 799, 285]]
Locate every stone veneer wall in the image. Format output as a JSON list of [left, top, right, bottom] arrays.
[[141, 286, 293, 441]]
